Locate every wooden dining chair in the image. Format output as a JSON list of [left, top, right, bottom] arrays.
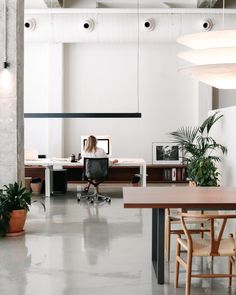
[[175, 212, 236, 295], [165, 208, 210, 262]]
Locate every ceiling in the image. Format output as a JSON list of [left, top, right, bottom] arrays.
[[24, 0, 236, 9]]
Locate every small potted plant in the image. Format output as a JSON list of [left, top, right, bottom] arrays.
[[0, 181, 44, 237], [169, 112, 227, 186]]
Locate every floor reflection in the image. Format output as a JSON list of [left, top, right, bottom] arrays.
[[81, 202, 143, 265], [82, 205, 110, 265], [0, 236, 31, 295]]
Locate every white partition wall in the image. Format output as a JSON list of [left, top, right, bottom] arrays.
[[62, 42, 198, 161], [210, 106, 236, 186]]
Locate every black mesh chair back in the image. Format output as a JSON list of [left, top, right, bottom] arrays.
[[84, 158, 108, 181]]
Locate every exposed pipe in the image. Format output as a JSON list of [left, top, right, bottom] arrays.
[[162, 2, 171, 8], [44, 0, 63, 8], [197, 0, 220, 8]]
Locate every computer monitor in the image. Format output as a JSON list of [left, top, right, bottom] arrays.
[[81, 135, 112, 157], [25, 149, 38, 160]]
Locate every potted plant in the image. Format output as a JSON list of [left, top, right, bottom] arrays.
[[0, 181, 44, 237], [169, 112, 227, 186]]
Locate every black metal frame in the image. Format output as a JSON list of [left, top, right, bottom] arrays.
[[152, 208, 165, 284], [24, 113, 142, 118]]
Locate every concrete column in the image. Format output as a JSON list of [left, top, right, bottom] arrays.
[[0, 0, 24, 187]]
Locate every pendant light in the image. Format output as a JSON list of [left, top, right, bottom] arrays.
[[177, 0, 236, 89]]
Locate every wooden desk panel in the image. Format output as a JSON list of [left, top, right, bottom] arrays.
[[26, 166, 140, 183], [25, 166, 46, 180]]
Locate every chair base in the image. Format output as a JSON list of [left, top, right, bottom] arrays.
[[77, 191, 111, 204]]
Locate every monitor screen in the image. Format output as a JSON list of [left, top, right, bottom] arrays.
[[25, 149, 38, 160], [81, 136, 111, 156]]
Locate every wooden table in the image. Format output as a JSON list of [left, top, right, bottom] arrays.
[[123, 186, 236, 284]]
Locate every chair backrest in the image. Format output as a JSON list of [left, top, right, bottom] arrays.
[[83, 158, 109, 180], [180, 212, 236, 256]]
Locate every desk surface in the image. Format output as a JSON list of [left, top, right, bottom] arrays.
[[25, 158, 146, 166], [123, 186, 236, 209]]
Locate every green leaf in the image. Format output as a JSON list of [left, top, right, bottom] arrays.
[[169, 113, 226, 187]]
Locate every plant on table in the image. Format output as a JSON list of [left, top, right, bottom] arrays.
[[169, 112, 227, 186]]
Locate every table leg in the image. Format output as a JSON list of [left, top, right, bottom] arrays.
[[152, 208, 158, 262], [139, 164, 147, 187], [152, 208, 165, 284], [45, 166, 53, 197]]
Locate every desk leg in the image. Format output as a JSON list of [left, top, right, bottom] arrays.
[[45, 166, 53, 197], [152, 208, 165, 284], [140, 163, 146, 187]]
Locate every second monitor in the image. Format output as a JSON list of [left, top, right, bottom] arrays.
[[81, 135, 112, 157]]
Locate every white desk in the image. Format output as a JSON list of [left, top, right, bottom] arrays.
[[25, 158, 146, 197]]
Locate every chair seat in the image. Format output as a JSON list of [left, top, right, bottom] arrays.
[[169, 215, 209, 224], [177, 236, 235, 256]]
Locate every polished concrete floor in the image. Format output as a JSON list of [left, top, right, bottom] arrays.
[[0, 184, 236, 295]]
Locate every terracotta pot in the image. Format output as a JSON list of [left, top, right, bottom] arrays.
[[8, 209, 27, 235]]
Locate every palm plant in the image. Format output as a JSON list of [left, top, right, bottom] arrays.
[[169, 112, 227, 186]]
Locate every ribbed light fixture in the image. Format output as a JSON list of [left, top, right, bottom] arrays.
[[177, 1, 236, 89], [177, 30, 236, 49], [178, 47, 236, 65], [180, 64, 236, 89]]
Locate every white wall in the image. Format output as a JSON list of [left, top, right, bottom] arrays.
[[209, 106, 236, 235], [216, 89, 236, 109], [24, 43, 49, 155], [25, 10, 221, 162], [64, 43, 138, 113], [24, 43, 64, 157], [210, 106, 236, 186], [24, 40, 198, 162], [63, 42, 199, 160]]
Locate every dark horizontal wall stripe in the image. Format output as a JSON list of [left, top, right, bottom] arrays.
[[24, 113, 142, 118]]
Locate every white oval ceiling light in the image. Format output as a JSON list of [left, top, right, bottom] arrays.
[[179, 64, 236, 89], [177, 30, 236, 50], [178, 47, 236, 65]]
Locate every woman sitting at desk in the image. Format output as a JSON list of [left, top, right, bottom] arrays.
[[81, 135, 118, 192]]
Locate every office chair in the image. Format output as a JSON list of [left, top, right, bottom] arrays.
[[77, 157, 111, 204]]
